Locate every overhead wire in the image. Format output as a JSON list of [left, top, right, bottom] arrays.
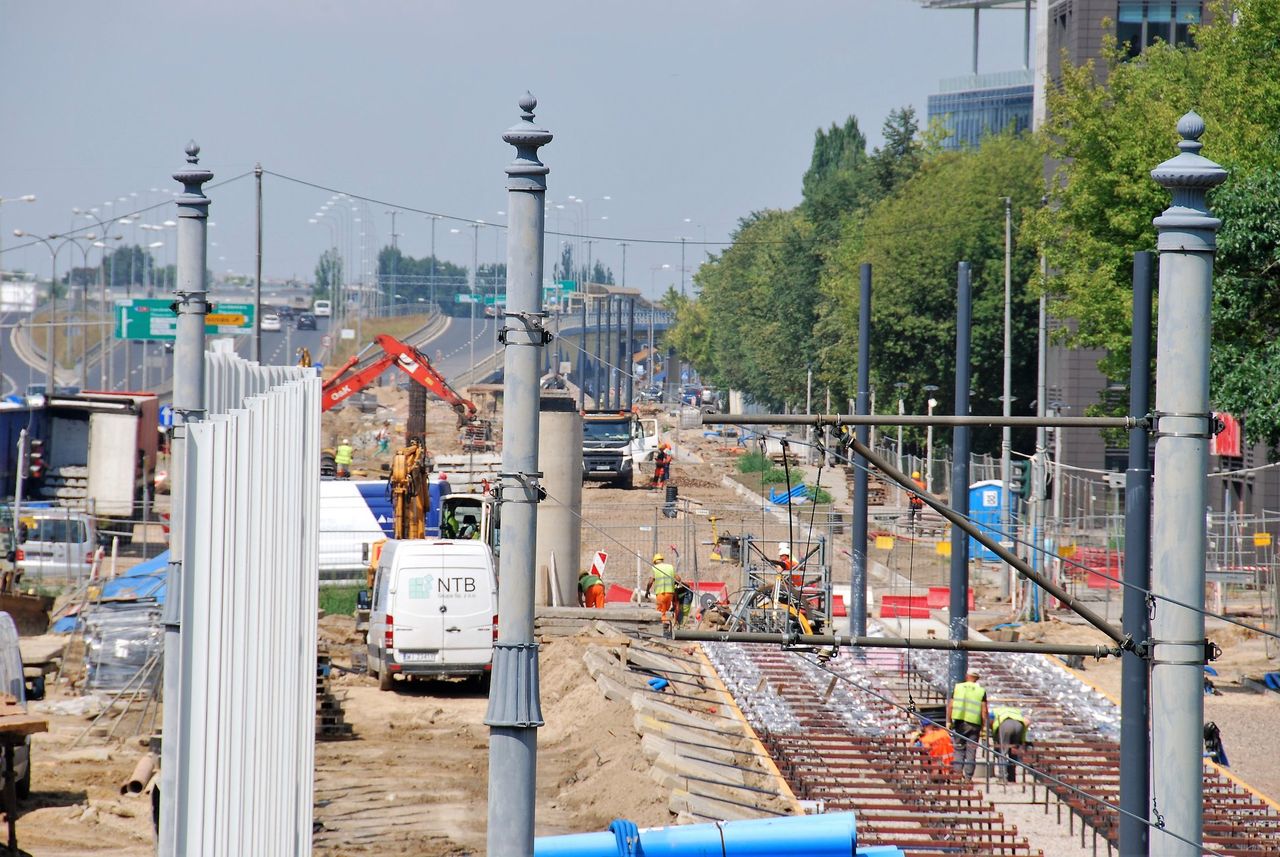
[[754, 427, 1280, 644]]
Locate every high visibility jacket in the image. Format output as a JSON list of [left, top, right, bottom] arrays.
[[579, 573, 603, 592], [651, 562, 677, 595], [921, 728, 954, 764], [951, 681, 986, 725], [992, 706, 1028, 739], [335, 444, 354, 465]]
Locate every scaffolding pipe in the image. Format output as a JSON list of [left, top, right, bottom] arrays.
[[673, 629, 1119, 658]]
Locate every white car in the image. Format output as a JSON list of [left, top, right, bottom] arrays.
[[261, 313, 282, 332], [313, 299, 332, 318]]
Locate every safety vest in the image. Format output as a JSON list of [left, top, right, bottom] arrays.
[[579, 573, 603, 592], [335, 444, 354, 465], [651, 562, 677, 595], [951, 681, 986, 725], [992, 706, 1024, 728], [921, 728, 954, 762]]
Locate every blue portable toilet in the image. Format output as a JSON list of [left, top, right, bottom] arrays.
[[968, 480, 1007, 562]]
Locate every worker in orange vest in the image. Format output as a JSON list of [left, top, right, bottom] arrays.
[[578, 569, 606, 609], [917, 720, 955, 771]]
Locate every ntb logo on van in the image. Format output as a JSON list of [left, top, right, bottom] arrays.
[[407, 573, 478, 599]]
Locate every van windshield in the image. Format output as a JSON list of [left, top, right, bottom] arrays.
[[22, 518, 86, 543]]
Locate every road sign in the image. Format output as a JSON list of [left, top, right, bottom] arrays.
[[321, 334, 332, 348], [159, 404, 175, 428], [340, 328, 355, 340], [114, 299, 256, 340]]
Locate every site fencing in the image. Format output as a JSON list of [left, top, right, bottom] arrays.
[[165, 350, 319, 857]]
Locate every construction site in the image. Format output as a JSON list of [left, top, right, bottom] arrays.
[[12, 377, 1280, 855]]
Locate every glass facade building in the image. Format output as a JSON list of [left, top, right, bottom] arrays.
[[927, 69, 1034, 151]]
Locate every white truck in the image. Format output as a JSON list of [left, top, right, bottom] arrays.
[[581, 412, 659, 489]]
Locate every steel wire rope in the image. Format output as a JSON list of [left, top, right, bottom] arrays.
[[792, 650, 1232, 856], [262, 169, 993, 249], [765, 428, 1280, 645]]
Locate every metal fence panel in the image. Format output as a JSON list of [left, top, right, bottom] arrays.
[[171, 355, 318, 857]]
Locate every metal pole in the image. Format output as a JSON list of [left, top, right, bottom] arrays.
[[1034, 269, 1048, 619], [680, 237, 686, 296], [577, 297, 586, 410], [1149, 112, 1225, 857], [159, 139, 212, 857], [1121, 248, 1162, 857], [1001, 197, 1013, 600], [253, 163, 263, 363], [486, 92, 550, 857], [1120, 250, 1153, 857], [470, 223, 479, 374], [625, 297, 635, 409], [851, 262, 871, 636], [593, 295, 603, 407], [47, 251, 57, 391], [949, 261, 973, 687]]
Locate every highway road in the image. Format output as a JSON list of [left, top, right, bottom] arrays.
[[2, 300, 501, 404]]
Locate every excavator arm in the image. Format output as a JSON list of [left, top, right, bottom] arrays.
[[319, 334, 479, 425]]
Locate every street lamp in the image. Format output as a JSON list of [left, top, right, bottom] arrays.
[[924, 385, 940, 493], [13, 229, 80, 390], [0, 195, 37, 285]]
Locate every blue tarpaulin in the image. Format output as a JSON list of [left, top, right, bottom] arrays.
[[50, 551, 170, 633]]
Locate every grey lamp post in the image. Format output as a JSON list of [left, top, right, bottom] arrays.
[[923, 384, 940, 492], [13, 229, 80, 391]]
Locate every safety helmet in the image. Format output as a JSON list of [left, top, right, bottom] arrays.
[[778, 542, 791, 556], [652, 552, 664, 562], [911, 471, 921, 479], [342, 438, 350, 445]]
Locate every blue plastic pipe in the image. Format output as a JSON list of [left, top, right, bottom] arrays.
[[534, 813, 899, 857]]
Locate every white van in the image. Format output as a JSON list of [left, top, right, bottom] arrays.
[[313, 299, 332, 318], [366, 540, 497, 691], [16, 509, 97, 582]]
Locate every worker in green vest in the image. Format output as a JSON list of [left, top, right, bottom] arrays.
[[946, 668, 988, 780], [578, 570, 605, 609], [991, 705, 1029, 783], [644, 552, 678, 621], [334, 438, 354, 479]]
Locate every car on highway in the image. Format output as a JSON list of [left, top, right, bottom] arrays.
[[296, 313, 317, 330], [261, 313, 282, 332], [313, 299, 332, 317]]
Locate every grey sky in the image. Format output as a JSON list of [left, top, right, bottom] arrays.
[[1, 1, 1028, 299]]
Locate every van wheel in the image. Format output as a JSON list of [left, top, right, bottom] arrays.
[[378, 668, 394, 692]]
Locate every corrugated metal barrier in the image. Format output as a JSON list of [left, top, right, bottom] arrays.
[[169, 351, 320, 856]]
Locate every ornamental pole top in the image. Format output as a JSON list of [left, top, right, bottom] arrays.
[[504, 91, 552, 190], [1151, 111, 1227, 251]]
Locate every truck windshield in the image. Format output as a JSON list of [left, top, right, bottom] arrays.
[[584, 421, 631, 443]]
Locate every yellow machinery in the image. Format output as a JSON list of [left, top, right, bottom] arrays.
[[365, 441, 433, 589]]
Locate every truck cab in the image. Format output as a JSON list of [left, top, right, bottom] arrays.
[[581, 412, 659, 489]]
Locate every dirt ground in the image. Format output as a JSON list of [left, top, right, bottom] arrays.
[[313, 632, 672, 855]]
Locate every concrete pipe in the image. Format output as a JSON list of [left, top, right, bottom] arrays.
[[121, 754, 156, 795]]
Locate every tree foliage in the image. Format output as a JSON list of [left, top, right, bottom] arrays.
[[1027, 0, 1280, 447], [314, 248, 343, 298], [552, 243, 614, 288], [375, 246, 469, 310]]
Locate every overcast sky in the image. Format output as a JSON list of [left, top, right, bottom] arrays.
[[1, 1, 1029, 298]]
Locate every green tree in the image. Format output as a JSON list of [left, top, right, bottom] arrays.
[[314, 248, 343, 298], [801, 116, 875, 242], [870, 107, 924, 199], [820, 133, 1045, 452], [1027, 0, 1280, 446]]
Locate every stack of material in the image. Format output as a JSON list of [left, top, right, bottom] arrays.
[[579, 624, 801, 822], [316, 649, 353, 741], [83, 602, 163, 692], [535, 606, 661, 640], [843, 464, 887, 507]]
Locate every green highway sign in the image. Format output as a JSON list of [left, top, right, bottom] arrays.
[[114, 299, 256, 341]]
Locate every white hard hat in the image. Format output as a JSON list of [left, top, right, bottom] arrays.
[[341, 438, 350, 444], [778, 542, 791, 556]]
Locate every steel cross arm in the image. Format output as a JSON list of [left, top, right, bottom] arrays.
[[701, 413, 1141, 429], [672, 629, 1121, 659], [848, 434, 1130, 647]]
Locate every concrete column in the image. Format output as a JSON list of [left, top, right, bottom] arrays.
[[486, 93, 551, 857], [1149, 112, 1226, 857], [536, 395, 582, 605], [159, 140, 212, 857]]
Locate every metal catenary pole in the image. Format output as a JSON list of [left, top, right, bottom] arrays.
[[625, 297, 635, 409], [253, 163, 263, 363], [1148, 112, 1226, 857], [1000, 196, 1013, 600], [1120, 250, 1154, 856], [577, 297, 587, 410], [159, 139, 211, 857], [949, 261, 973, 687], [486, 93, 550, 857], [851, 262, 871, 636]]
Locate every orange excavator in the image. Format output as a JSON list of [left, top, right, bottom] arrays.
[[320, 334, 493, 451]]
